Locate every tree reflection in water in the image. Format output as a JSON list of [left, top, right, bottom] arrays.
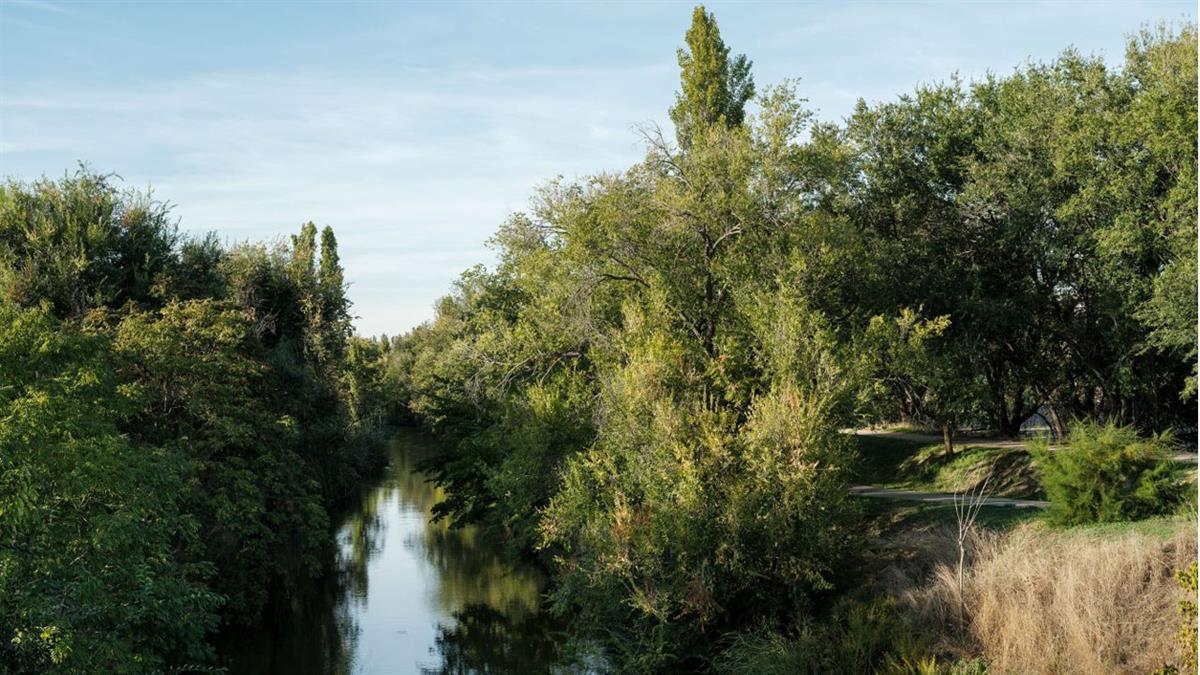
[[424, 604, 569, 675], [219, 430, 590, 674], [214, 531, 362, 674]]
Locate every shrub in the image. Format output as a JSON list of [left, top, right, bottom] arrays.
[[1032, 421, 1185, 525], [713, 599, 919, 674], [540, 293, 861, 670], [1173, 561, 1198, 674], [711, 598, 990, 674]]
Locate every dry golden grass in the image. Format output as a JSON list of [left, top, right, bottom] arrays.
[[900, 519, 1197, 674]]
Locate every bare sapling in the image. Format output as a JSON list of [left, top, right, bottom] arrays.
[[953, 469, 994, 632]]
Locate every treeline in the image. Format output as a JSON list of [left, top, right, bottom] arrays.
[[0, 172, 388, 672], [385, 7, 1197, 671]]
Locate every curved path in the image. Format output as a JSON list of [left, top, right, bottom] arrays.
[[849, 429, 1037, 450], [849, 484, 1049, 508], [849, 429, 1197, 463]]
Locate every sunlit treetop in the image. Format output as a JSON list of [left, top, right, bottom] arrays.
[[669, 5, 755, 149]]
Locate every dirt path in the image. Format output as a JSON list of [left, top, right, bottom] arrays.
[[849, 484, 1049, 508], [849, 428, 1042, 450], [849, 429, 1197, 463]]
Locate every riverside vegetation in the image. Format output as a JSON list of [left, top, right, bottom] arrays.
[[0, 173, 393, 671], [383, 7, 1198, 674], [1, 5, 1197, 674]]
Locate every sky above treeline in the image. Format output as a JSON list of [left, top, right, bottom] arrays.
[[1, 1, 1194, 336]]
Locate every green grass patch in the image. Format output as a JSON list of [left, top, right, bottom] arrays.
[[900, 444, 1043, 498], [851, 435, 1043, 499], [879, 422, 939, 435], [1056, 514, 1192, 539], [862, 498, 1043, 534]]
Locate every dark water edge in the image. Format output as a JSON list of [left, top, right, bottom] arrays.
[[215, 430, 594, 674]]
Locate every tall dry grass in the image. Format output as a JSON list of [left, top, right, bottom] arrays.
[[901, 520, 1197, 674]]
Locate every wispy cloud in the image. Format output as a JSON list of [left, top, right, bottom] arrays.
[[6, 0, 73, 16], [1, 64, 672, 334]]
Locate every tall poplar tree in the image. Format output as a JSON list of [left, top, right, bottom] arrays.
[[318, 225, 351, 357], [669, 5, 755, 148], [318, 225, 344, 298], [291, 221, 318, 278]]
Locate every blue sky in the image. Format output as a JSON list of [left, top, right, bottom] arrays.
[[1, 1, 1194, 336]]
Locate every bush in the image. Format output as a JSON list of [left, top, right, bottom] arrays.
[[1170, 561, 1198, 675], [712, 598, 948, 675], [1151, 560, 1198, 675], [1032, 422, 1185, 525], [539, 293, 861, 671]]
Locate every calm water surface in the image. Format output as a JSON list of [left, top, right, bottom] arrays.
[[221, 430, 586, 674]]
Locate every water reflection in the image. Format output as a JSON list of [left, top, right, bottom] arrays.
[[425, 605, 566, 675], [220, 430, 580, 674]]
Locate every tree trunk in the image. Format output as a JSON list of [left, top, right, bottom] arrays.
[[1045, 404, 1067, 441], [996, 399, 1029, 438], [943, 421, 955, 456]]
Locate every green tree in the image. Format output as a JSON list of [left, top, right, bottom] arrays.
[[1121, 25, 1198, 400], [0, 306, 220, 673], [318, 225, 352, 361], [0, 169, 386, 670], [669, 5, 755, 148], [0, 170, 179, 318], [319, 226, 346, 317], [862, 309, 984, 454], [964, 35, 1195, 430], [113, 300, 330, 622], [541, 283, 859, 669], [291, 221, 318, 277], [841, 28, 1197, 434]]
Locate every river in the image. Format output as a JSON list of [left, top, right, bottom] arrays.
[[220, 430, 588, 674]]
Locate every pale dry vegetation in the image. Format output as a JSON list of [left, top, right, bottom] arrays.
[[899, 519, 1197, 674]]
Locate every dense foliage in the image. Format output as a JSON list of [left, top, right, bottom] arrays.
[[710, 598, 961, 675], [1033, 422, 1186, 525], [0, 172, 386, 672], [384, 6, 1197, 671]]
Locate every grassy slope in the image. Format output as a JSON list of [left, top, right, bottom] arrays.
[[852, 435, 1043, 499]]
